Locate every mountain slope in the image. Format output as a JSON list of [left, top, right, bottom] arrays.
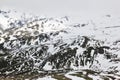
[[0, 10, 120, 79]]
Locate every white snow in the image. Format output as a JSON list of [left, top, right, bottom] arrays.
[[43, 62, 53, 70], [65, 71, 85, 80], [37, 76, 57, 80]]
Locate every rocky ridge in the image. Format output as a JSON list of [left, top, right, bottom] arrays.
[[0, 10, 120, 79]]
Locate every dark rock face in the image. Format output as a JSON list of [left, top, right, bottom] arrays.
[[0, 58, 9, 69], [0, 31, 110, 75]]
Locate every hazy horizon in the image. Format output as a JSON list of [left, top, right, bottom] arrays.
[[0, 0, 120, 21]]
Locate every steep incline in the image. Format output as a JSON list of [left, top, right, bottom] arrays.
[[0, 10, 120, 79]]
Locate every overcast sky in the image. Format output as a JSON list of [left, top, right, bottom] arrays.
[[0, 0, 120, 17]]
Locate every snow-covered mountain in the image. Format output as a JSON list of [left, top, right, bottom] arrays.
[[0, 10, 120, 80]]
